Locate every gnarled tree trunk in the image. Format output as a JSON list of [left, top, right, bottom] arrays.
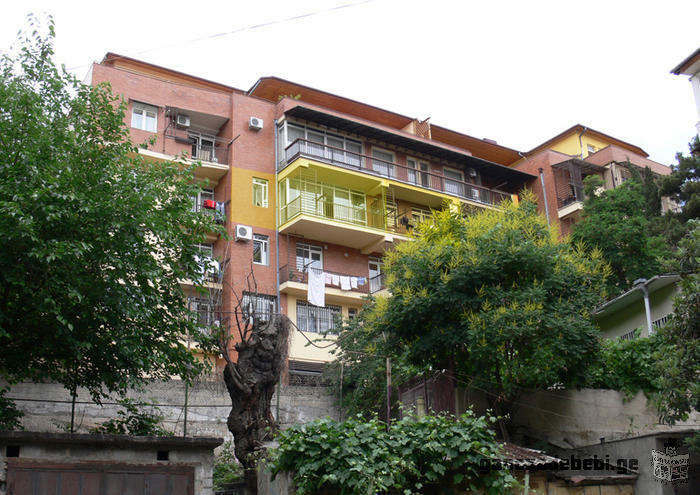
[[223, 315, 289, 495]]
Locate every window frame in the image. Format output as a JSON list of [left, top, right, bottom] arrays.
[[252, 234, 269, 266], [252, 178, 269, 208], [296, 300, 342, 334], [296, 243, 323, 271], [131, 102, 158, 132]]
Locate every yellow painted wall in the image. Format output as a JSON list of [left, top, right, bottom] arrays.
[[229, 167, 276, 229], [287, 294, 361, 363], [547, 132, 613, 158]]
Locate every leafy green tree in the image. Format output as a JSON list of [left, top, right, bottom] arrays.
[[324, 298, 421, 420], [90, 398, 171, 436], [0, 19, 223, 420], [653, 220, 700, 424], [356, 195, 608, 431], [571, 175, 671, 295]]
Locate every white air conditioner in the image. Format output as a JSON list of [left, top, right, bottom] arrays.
[[235, 225, 253, 241], [177, 114, 191, 127], [249, 116, 264, 131]]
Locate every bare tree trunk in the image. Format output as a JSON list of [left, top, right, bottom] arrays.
[[223, 315, 289, 495]]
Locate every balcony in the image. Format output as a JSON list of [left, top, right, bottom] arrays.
[[280, 265, 384, 305], [552, 160, 604, 219], [281, 139, 512, 208], [163, 126, 230, 181]]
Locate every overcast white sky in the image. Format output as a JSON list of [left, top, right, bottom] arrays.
[[2, 0, 699, 164]]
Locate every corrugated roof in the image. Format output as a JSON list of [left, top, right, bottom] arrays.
[[501, 443, 562, 467]]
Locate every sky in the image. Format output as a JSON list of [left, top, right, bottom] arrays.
[[2, 0, 699, 165]]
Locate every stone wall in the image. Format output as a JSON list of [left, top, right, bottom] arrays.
[[4, 378, 340, 441]]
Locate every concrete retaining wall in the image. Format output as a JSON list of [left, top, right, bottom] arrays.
[[4, 378, 340, 440]]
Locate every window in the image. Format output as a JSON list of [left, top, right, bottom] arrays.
[[443, 167, 465, 197], [242, 292, 276, 323], [412, 207, 432, 225], [253, 234, 269, 265], [188, 297, 215, 327], [372, 148, 395, 177], [296, 301, 342, 334], [348, 307, 358, 319], [296, 243, 323, 271], [281, 123, 362, 167], [586, 144, 597, 155], [189, 131, 217, 162], [131, 102, 157, 132], [369, 257, 384, 293], [407, 158, 430, 187], [253, 178, 269, 207], [191, 188, 215, 212]]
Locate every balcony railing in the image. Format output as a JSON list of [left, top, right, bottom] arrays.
[[280, 195, 387, 231], [280, 265, 372, 295], [369, 272, 387, 294], [165, 127, 229, 165], [192, 202, 226, 224], [282, 139, 511, 206]]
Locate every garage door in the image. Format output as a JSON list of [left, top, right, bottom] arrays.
[[6, 460, 194, 495]]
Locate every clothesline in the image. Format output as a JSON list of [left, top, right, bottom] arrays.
[[306, 268, 367, 307]]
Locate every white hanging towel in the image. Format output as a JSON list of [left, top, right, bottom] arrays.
[[350, 277, 358, 289], [325, 273, 333, 285], [340, 276, 351, 291], [331, 274, 340, 286], [307, 268, 326, 307]]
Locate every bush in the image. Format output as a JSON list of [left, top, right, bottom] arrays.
[[91, 398, 171, 436], [269, 411, 515, 495], [583, 331, 666, 399], [213, 441, 243, 490]]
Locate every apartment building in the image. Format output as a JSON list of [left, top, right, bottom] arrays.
[[89, 54, 534, 381], [512, 124, 673, 236], [672, 46, 700, 136]]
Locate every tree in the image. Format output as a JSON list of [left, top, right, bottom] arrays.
[[653, 220, 700, 425], [571, 175, 671, 295], [200, 270, 289, 495], [357, 195, 608, 436], [0, 19, 223, 419], [660, 136, 700, 224]]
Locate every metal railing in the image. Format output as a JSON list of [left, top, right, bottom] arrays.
[[281, 139, 511, 206], [192, 202, 226, 223], [280, 265, 372, 294], [279, 195, 386, 230], [164, 127, 229, 165], [369, 272, 387, 294]]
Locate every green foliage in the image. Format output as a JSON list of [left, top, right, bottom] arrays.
[[660, 136, 700, 223], [324, 301, 422, 419], [269, 412, 515, 495], [213, 441, 244, 490], [362, 194, 607, 407], [653, 220, 700, 423], [91, 398, 171, 436], [583, 330, 667, 399], [572, 175, 671, 295], [0, 18, 224, 405], [0, 387, 23, 430]]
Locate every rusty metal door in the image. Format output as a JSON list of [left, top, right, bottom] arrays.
[[6, 460, 194, 495]]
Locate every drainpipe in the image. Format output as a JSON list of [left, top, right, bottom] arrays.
[[538, 168, 551, 227], [634, 278, 654, 336], [578, 126, 589, 158], [523, 470, 530, 495], [274, 119, 282, 421]]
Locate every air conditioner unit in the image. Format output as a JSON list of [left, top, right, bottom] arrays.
[[176, 114, 191, 127], [249, 116, 264, 131], [235, 225, 253, 241]]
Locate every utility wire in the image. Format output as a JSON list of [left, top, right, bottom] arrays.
[[66, 0, 378, 71]]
